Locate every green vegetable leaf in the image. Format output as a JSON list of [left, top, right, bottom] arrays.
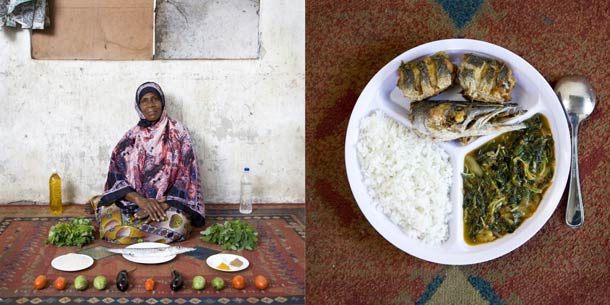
[[200, 220, 258, 251], [46, 217, 95, 247]]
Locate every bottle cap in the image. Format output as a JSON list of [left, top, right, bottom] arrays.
[[244, 167, 250, 172]]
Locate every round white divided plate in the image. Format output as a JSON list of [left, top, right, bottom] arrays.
[[122, 242, 176, 264], [51, 253, 94, 272], [206, 253, 250, 272], [345, 39, 570, 265]]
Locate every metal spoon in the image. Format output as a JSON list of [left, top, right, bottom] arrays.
[[554, 76, 596, 228]]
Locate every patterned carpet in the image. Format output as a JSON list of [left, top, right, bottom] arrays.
[[0, 204, 304, 305], [306, 1, 609, 305]]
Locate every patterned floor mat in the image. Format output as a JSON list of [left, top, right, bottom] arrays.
[[0, 204, 304, 305]]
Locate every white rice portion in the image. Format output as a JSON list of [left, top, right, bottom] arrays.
[[357, 110, 453, 244]]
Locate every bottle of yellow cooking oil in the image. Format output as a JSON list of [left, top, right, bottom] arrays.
[[49, 171, 63, 215]]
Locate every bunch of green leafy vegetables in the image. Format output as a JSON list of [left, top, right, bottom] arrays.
[[46, 217, 96, 247], [463, 114, 555, 244], [200, 220, 258, 251]]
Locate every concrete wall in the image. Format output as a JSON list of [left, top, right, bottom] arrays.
[[0, 0, 304, 204], [155, 0, 261, 59]]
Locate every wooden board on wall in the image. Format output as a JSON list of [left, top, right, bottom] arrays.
[[31, 0, 154, 60]]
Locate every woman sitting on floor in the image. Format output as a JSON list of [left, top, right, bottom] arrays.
[[91, 81, 205, 244]]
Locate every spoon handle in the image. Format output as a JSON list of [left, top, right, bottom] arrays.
[[566, 121, 584, 228]]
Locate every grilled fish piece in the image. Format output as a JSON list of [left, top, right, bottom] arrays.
[[397, 51, 455, 101], [103, 246, 196, 257], [409, 100, 526, 143], [458, 53, 516, 104]]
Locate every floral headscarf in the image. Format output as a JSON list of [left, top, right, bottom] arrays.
[[135, 81, 165, 127]]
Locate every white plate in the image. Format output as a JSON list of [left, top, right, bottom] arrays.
[[345, 39, 570, 265], [122, 242, 176, 264], [206, 254, 250, 272], [51, 253, 94, 272]]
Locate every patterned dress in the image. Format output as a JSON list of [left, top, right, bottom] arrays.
[[95, 82, 204, 244]]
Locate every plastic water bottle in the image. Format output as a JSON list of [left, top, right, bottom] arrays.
[[49, 171, 63, 215], [239, 167, 252, 214]]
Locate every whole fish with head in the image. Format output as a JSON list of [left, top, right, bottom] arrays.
[[409, 100, 526, 144], [397, 51, 455, 101], [103, 246, 196, 257], [458, 53, 516, 104]]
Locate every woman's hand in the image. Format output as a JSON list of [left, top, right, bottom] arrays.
[[126, 192, 167, 222], [137, 197, 167, 222], [135, 201, 170, 223]]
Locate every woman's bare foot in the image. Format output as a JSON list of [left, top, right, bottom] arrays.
[[85, 195, 101, 215]]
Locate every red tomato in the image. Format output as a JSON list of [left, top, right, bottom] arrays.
[[144, 278, 155, 291], [33, 275, 47, 290], [54, 277, 67, 290], [254, 275, 268, 290], [232, 275, 245, 290]]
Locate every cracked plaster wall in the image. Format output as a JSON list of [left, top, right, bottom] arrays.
[[0, 0, 304, 204]]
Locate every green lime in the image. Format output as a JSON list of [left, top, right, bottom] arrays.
[[74, 275, 88, 291], [93, 276, 108, 290], [192, 275, 206, 290], [211, 277, 224, 291]]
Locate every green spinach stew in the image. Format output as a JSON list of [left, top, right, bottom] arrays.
[[463, 114, 554, 244]]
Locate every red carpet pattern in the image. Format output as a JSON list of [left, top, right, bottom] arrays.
[[306, 1, 609, 304], [0, 205, 304, 305]]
